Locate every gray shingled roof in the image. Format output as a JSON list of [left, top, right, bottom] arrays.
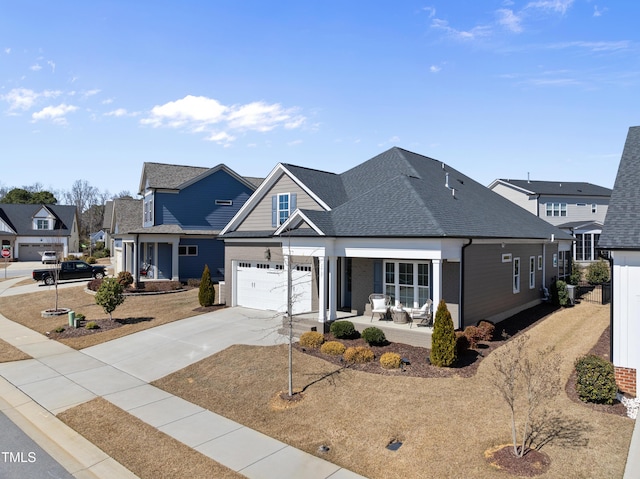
[[497, 179, 611, 197], [0, 204, 77, 236], [113, 198, 142, 234], [274, 148, 572, 240], [599, 126, 640, 249], [102, 200, 113, 230], [139, 162, 263, 194]]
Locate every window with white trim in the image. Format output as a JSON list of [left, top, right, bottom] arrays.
[[278, 193, 290, 225], [529, 256, 535, 289], [216, 199, 233, 206], [537, 255, 543, 270], [178, 245, 198, 256], [545, 202, 567, 217], [513, 257, 521, 293], [35, 219, 51, 230], [384, 261, 430, 307]]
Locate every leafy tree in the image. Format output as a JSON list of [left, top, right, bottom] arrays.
[[0, 188, 57, 204], [198, 264, 216, 307], [430, 299, 457, 367], [490, 334, 561, 457], [95, 277, 125, 320]]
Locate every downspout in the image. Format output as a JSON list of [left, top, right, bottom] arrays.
[[134, 234, 140, 285], [459, 239, 473, 330]]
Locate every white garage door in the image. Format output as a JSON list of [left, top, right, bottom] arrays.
[[236, 261, 312, 314]]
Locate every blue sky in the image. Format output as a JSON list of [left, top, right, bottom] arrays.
[[1, 1, 638, 198]]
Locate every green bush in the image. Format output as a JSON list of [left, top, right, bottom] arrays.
[[586, 260, 610, 285], [86, 256, 97, 264], [85, 321, 99, 330], [75, 313, 86, 321], [575, 354, 617, 404], [198, 264, 216, 307], [95, 277, 125, 320], [361, 327, 386, 346], [380, 352, 402, 369], [320, 341, 346, 356], [430, 299, 457, 367], [569, 258, 582, 285], [299, 331, 324, 349], [556, 280, 569, 307], [54, 326, 65, 333], [343, 346, 374, 363], [330, 320, 357, 339]]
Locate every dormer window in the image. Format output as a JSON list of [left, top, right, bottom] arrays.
[[36, 218, 51, 230]]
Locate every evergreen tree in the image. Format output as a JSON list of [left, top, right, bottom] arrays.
[[95, 277, 125, 320], [198, 264, 216, 307], [430, 299, 457, 367]]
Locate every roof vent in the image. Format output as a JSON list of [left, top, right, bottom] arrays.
[[445, 173, 450, 189]]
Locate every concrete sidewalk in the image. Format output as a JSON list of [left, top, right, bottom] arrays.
[[0, 303, 365, 479]]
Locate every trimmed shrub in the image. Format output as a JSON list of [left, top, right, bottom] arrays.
[[86, 256, 97, 264], [455, 331, 470, 355], [361, 327, 386, 346], [430, 299, 457, 367], [75, 313, 86, 321], [464, 325, 483, 350], [198, 264, 216, 307], [95, 277, 125, 320], [380, 352, 402, 369], [556, 280, 569, 307], [116, 271, 134, 287], [575, 354, 617, 404], [586, 260, 610, 285], [54, 326, 65, 333], [88, 278, 103, 291], [330, 320, 357, 339], [343, 346, 374, 364], [477, 321, 495, 341], [320, 341, 346, 356], [568, 257, 582, 286], [85, 321, 99, 330], [299, 331, 324, 349]]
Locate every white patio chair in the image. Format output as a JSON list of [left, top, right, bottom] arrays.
[[409, 299, 433, 328], [369, 294, 390, 321]]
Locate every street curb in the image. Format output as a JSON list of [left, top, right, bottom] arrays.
[[0, 377, 138, 479]]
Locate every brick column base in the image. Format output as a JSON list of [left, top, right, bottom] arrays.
[[615, 366, 637, 397]]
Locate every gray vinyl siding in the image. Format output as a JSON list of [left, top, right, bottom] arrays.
[[463, 243, 544, 325], [537, 195, 609, 226], [236, 174, 325, 232], [491, 183, 537, 215]]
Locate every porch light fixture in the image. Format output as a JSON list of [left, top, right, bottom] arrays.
[[264, 248, 271, 261]]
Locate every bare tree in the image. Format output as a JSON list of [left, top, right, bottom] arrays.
[[490, 334, 561, 457]]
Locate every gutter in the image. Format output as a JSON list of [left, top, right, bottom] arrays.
[[459, 239, 473, 330]]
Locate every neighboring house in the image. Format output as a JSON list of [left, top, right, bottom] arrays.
[[0, 204, 80, 260], [220, 147, 572, 328], [489, 178, 612, 272], [90, 229, 106, 245], [598, 126, 640, 397], [108, 163, 260, 282]]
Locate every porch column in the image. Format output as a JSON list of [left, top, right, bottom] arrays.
[[432, 259, 442, 307], [328, 256, 338, 321], [172, 241, 179, 281], [317, 256, 327, 322]]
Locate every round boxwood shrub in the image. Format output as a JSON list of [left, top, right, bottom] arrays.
[[320, 341, 346, 356], [299, 331, 324, 349], [586, 259, 610, 285], [343, 346, 374, 364], [555, 280, 569, 307], [477, 321, 495, 341], [380, 352, 402, 369], [330, 320, 357, 339], [361, 326, 386, 346], [575, 354, 617, 404]]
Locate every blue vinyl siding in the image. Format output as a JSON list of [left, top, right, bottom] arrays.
[[155, 170, 253, 230], [178, 238, 224, 281]]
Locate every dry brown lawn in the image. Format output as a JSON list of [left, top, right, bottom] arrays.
[[0, 285, 207, 351], [58, 398, 242, 479], [0, 338, 31, 362], [153, 302, 633, 479]]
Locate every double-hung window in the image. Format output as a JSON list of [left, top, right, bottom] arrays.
[[36, 219, 50, 230], [513, 257, 521, 293], [384, 261, 430, 307], [529, 256, 535, 289], [545, 202, 567, 217], [271, 193, 297, 227], [278, 194, 290, 225]]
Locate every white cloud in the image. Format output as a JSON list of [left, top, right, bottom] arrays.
[[431, 18, 492, 41], [593, 5, 607, 17], [430, 65, 441, 73], [1, 88, 62, 112], [31, 104, 78, 124], [287, 139, 303, 146], [525, 0, 574, 15], [82, 89, 101, 99], [496, 9, 523, 33], [422, 6, 436, 18], [549, 41, 630, 52], [104, 108, 129, 117], [47, 60, 55, 72], [141, 95, 306, 145], [4, 48, 10, 54], [30, 63, 42, 71]]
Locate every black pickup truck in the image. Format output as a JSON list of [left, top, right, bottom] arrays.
[[32, 260, 107, 285]]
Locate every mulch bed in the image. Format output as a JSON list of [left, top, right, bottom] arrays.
[[485, 445, 551, 477], [47, 305, 226, 339]]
